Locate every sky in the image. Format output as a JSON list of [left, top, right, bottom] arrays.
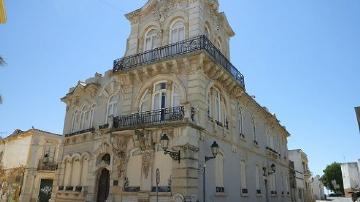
[[0, 0, 359, 177]]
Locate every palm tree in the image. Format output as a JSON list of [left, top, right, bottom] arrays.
[[0, 56, 4, 104]]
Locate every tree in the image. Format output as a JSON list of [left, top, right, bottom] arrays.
[[321, 162, 344, 194]]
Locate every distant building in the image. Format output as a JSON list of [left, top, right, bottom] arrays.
[[288, 149, 313, 202], [341, 161, 360, 197], [310, 175, 325, 200], [0, 128, 62, 201], [355, 107, 360, 133], [0, 0, 6, 24]]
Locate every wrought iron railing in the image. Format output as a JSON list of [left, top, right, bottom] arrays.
[[113, 35, 245, 88], [113, 106, 185, 129], [38, 160, 57, 171]]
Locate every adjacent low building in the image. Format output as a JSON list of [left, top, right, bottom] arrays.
[[0, 128, 62, 202], [288, 149, 313, 202], [341, 161, 360, 197], [310, 175, 325, 200]]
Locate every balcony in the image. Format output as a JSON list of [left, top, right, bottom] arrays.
[[38, 160, 57, 171], [65, 127, 95, 138], [113, 106, 185, 130], [113, 35, 245, 89], [266, 146, 280, 159]]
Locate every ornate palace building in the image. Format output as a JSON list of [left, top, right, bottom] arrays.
[[52, 0, 291, 201]]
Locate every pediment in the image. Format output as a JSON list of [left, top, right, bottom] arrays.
[[61, 82, 99, 104]]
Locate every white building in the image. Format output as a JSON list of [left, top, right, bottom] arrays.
[[52, 0, 292, 202], [310, 175, 324, 200], [0, 128, 62, 202], [288, 149, 313, 202], [341, 161, 360, 197]]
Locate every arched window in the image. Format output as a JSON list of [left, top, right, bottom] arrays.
[[153, 82, 168, 110], [71, 158, 81, 186], [106, 95, 118, 122], [72, 110, 80, 132], [89, 105, 95, 128], [208, 87, 227, 127], [170, 20, 185, 44], [215, 153, 224, 192], [63, 159, 72, 186], [81, 155, 89, 186], [80, 106, 89, 130], [144, 29, 158, 51], [139, 89, 151, 112]]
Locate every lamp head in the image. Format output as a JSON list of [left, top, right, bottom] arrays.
[[160, 134, 170, 151], [271, 164, 276, 173], [210, 141, 219, 157]]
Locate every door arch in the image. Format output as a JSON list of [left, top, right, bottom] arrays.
[[97, 168, 110, 202]]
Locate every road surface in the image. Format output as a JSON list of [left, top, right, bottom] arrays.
[[317, 197, 352, 202]]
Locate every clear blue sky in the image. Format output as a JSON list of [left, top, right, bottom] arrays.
[[0, 0, 359, 176]]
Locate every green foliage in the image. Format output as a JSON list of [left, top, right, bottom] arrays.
[[321, 162, 344, 194]]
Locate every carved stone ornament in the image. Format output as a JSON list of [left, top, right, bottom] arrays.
[[142, 150, 154, 179]]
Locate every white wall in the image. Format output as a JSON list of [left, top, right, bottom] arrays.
[[2, 135, 32, 169], [341, 163, 360, 190]]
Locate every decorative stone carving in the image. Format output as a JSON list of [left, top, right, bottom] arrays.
[[142, 150, 154, 179]]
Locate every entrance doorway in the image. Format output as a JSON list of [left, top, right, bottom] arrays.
[[97, 169, 110, 202], [38, 179, 53, 202]]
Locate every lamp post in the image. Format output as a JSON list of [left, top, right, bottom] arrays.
[[263, 163, 276, 202], [160, 134, 181, 163], [203, 141, 220, 202]]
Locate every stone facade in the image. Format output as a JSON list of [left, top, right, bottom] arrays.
[[52, 0, 292, 201], [0, 128, 62, 202], [288, 150, 313, 202]]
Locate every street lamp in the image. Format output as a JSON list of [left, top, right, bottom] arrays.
[[203, 141, 220, 202], [160, 134, 181, 163], [263, 163, 276, 202]]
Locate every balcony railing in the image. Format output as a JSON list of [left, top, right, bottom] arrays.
[[113, 35, 245, 88], [113, 106, 185, 129], [38, 160, 57, 171]]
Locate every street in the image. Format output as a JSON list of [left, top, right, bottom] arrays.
[[317, 197, 352, 202]]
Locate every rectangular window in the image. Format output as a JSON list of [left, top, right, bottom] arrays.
[[240, 160, 247, 189], [255, 165, 261, 191]]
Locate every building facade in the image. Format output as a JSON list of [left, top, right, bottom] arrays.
[[0, 128, 62, 202], [341, 161, 360, 197], [288, 150, 313, 202], [355, 107, 360, 133], [309, 175, 324, 200], [52, 0, 292, 202]]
